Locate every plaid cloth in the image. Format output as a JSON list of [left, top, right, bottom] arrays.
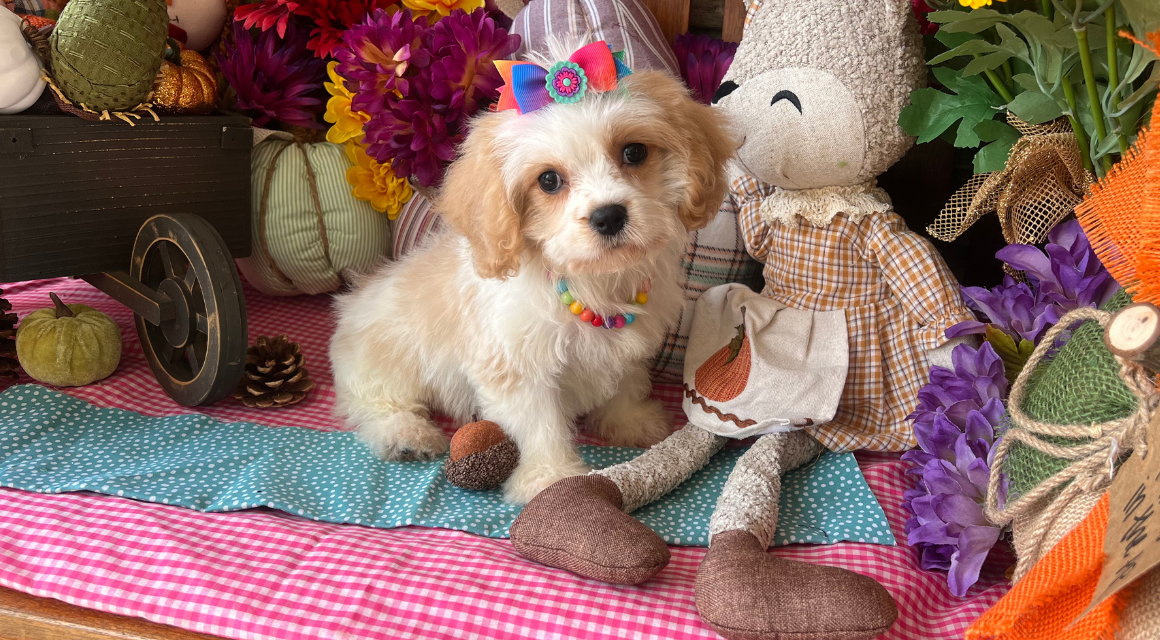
[[651, 192, 764, 381], [0, 276, 1008, 639], [734, 174, 974, 453]]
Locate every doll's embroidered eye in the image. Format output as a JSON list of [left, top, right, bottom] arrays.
[[538, 171, 562, 192], [712, 81, 738, 104], [622, 143, 647, 165], [771, 90, 802, 113]]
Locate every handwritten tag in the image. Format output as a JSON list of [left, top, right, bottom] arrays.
[[1080, 409, 1160, 620]]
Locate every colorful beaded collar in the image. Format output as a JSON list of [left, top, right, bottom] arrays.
[[554, 277, 649, 329]]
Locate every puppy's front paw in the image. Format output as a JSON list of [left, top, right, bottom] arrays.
[[592, 398, 672, 448], [503, 458, 590, 504], [356, 412, 449, 461]]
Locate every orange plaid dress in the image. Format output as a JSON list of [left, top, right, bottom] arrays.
[[734, 175, 975, 452]]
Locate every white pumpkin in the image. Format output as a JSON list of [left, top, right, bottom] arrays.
[[0, 9, 46, 114], [166, 0, 227, 51]]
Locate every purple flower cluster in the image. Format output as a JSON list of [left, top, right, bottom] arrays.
[[216, 21, 328, 130], [903, 341, 1008, 597], [671, 33, 737, 105], [334, 8, 520, 187], [948, 220, 1118, 345]]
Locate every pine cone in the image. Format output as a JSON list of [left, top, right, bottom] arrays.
[[0, 290, 18, 380], [233, 335, 313, 408]]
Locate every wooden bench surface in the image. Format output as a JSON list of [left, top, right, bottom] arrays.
[[0, 586, 222, 640]]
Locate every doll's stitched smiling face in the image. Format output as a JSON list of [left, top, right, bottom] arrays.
[[714, 67, 866, 190]]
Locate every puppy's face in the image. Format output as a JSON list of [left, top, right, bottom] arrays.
[[438, 70, 735, 279]]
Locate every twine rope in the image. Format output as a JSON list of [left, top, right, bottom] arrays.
[[985, 307, 1160, 566]]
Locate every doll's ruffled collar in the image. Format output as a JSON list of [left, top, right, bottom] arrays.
[[733, 177, 892, 227]]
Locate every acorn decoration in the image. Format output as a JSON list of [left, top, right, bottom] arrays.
[[693, 305, 751, 402], [233, 335, 314, 408], [444, 420, 519, 491], [0, 290, 18, 381], [152, 43, 217, 114]]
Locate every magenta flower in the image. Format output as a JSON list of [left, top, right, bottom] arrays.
[[364, 68, 463, 187], [426, 9, 520, 114], [672, 33, 737, 104], [335, 9, 432, 116], [902, 341, 1008, 597], [216, 20, 327, 129]]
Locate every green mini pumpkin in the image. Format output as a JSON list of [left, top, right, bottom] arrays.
[[16, 293, 122, 387]]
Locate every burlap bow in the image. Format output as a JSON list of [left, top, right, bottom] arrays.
[[927, 114, 1094, 246]]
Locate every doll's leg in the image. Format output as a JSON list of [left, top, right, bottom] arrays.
[[511, 425, 725, 584], [695, 431, 898, 640], [708, 429, 822, 546], [597, 423, 727, 511]]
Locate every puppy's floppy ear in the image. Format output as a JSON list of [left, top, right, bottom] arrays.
[[629, 72, 737, 231], [436, 113, 523, 279]]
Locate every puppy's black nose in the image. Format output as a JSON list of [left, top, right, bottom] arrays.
[[590, 204, 627, 237]]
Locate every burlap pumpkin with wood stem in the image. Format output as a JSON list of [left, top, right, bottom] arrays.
[[236, 135, 392, 296], [50, 0, 169, 112]]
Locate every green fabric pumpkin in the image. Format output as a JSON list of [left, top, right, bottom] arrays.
[[50, 0, 169, 112], [17, 294, 122, 387], [236, 137, 392, 296]]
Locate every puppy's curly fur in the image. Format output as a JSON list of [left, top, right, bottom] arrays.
[[330, 54, 734, 504]]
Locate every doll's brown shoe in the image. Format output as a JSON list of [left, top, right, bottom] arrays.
[[510, 474, 670, 585], [695, 530, 897, 640]]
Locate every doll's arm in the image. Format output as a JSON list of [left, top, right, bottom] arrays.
[[736, 191, 773, 262], [865, 213, 975, 350]]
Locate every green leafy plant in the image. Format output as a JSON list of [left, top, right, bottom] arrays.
[[900, 0, 1159, 177]]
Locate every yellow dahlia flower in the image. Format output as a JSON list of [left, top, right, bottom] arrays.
[[401, 0, 485, 20], [324, 61, 370, 145], [345, 141, 413, 218], [959, 0, 1005, 8]]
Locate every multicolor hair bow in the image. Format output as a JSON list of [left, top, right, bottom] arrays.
[[493, 41, 632, 115]]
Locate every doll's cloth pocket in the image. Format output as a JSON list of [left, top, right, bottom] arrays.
[[683, 283, 848, 439]]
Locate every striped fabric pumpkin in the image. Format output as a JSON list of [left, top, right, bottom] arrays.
[[510, 0, 679, 77], [237, 137, 392, 296]]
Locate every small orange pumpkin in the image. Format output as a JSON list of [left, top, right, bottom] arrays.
[[152, 48, 217, 114], [694, 306, 752, 402]]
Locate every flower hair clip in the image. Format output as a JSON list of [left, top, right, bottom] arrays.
[[493, 41, 632, 115]]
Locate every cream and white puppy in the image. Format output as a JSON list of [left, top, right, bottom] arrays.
[[330, 47, 733, 503]]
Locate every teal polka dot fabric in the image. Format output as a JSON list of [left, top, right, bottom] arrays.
[[0, 386, 894, 547]]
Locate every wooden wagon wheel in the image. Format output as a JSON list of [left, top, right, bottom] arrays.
[[130, 214, 248, 406]]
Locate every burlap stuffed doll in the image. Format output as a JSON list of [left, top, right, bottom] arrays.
[[511, 0, 976, 638]]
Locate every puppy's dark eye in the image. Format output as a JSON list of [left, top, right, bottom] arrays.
[[538, 171, 562, 193], [712, 81, 738, 105], [622, 143, 647, 165]]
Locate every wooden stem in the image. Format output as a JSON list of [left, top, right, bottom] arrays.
[[48, 293, 73, 319], [1106, 303, 1160, 372]]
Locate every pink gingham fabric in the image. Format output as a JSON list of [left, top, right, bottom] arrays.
[[0, 276, 1009, 639]]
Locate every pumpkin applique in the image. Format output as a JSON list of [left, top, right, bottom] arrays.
[[152, 44, 217, 114], [16, 293, 122, 387], [694, 305, 751, 402]]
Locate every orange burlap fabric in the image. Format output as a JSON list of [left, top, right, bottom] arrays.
[[966, 493, 1127, 640], [1076, 30, 1160, 304]]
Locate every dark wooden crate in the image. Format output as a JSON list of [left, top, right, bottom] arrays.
[[0, 114, 252, 283]]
